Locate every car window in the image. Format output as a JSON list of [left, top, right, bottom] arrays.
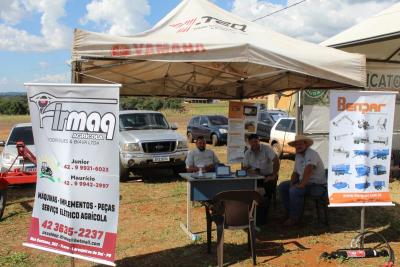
[[260, 113, 272, 124], [120, 113, 169, 130], [191, 117, 200, 126], [199, 117, 208, 126], [7, 126, 34, 145], [270, 111, 288, 122], [290, 120, 296, 133], [275, 119, 292, 132], [260, 113, 267, 121], [208, 116, 227, 125]]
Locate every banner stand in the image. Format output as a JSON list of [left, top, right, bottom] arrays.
[[359, 207, 365, 248], [71, 258, 75, 267]]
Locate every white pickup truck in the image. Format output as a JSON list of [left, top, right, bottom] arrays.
[[119, 110, 188, 179]]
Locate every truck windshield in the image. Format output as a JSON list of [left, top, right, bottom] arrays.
[[7, 126, 34, 145], [209, 116, 228, 125], [120, 113, 169, 130], [270, 112, 288, 122]]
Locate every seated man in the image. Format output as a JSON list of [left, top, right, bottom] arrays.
[[243, 134, 280, 201], [186, 136, 220, 173], [279, 135, 327, 226]]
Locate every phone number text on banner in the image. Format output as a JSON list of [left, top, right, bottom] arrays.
[[23, 83, 120, 266]]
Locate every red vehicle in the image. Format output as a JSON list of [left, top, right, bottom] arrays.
[[0, 141, 37, 220]]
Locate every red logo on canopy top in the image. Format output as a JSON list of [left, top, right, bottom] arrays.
[[170, 18, 197, 33], [111, 44, 131, 56]]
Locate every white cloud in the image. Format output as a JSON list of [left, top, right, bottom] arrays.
[[30, 73, 69, 83], [0, 77, 24, 92], [0, 0, 26, 25], [0, 0, 71, 52], [0, 77, 7, 85], [81, 0, 151, 35], [38, 61, 49, 68], [231, 0, 398, 43]]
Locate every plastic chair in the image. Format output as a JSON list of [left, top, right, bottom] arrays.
[[205, 190, 263, 266]]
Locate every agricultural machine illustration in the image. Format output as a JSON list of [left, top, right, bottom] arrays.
[[376, 117, 387, 131], [357, 119, 373, 130], [371, 149, 390, 160], [0, 141, 37, 220], [333, 115, 354, 127], [373, 181, 385, 190], [355, 164, 370, 177], [353, 150, 370, 158], [333, 147, 350, 158], [332, 181, 349, 190], [40, 162, 53, 177], [355, 182, 370, 190], [354, 136, 369, 144], [332, 164, 351, 175], [372, 137, 388, 145], [334, 133, 353, 141], [373, 165, 386, 176]]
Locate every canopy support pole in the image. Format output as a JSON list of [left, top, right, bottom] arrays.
[[296, 90, 303, 135], [71, 61, 82, 84]]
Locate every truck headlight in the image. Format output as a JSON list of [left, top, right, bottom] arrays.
[[219, 129, 227, 134], [2, 153, 14, 164], [122, 143, 141, 152], [177, 141, 188, 149]]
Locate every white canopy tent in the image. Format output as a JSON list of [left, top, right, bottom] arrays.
[[321, 2, 400, 64], [71, 0, 366, 98], [302, 2, 400, 166]]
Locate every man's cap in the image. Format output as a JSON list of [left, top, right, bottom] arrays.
[[288, 135, 314, 147]]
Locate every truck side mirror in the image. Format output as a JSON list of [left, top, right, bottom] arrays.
[[171, 123, 178, 130]]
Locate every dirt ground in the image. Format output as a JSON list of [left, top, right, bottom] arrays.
[[1, 104, 400, 267]]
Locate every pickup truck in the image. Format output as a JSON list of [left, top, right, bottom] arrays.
[[119, 110, 188, 180]]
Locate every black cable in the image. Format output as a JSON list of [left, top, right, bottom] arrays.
[[321, 230, 395, 265], [252, 0, 307, 22], [351, 230, 395, 265]]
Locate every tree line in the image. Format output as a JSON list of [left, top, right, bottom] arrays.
[[0, 96, 184, 115], [120, 97, 184, 111], [0, 96, 30, 115]]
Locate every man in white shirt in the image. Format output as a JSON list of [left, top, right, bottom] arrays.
[[186, 136, 220, 173], [278, 135, 327, 226], [243, 134, 280, 200]]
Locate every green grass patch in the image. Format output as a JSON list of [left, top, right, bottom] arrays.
[[186, 101, 228, 115], [0, 115, 30, 123], [0, 252, 31, 267]]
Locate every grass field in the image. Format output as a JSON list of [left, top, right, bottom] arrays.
[[0, 103, 399, 267]]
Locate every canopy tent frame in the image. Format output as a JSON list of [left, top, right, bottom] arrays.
[[71, 0, 366, 99]]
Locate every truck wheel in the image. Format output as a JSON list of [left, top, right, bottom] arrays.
[[0, 190, 6, 221], [119, 161, 129, 182], [211, 134, 219, 146], [187, 132, 194, 143], [272, 142, 282, 158]]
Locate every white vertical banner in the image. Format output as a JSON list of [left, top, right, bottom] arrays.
[[227, 101, 259, 163], [23, 83, 120, 266], [328, 90, 396, 207]]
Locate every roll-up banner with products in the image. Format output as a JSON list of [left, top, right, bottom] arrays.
[[23, 83, 120, 266], [328, 90, 396, 207], [227, 101, 259, 163]]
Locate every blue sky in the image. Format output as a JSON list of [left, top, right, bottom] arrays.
[[0, 0, 397, 92]]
